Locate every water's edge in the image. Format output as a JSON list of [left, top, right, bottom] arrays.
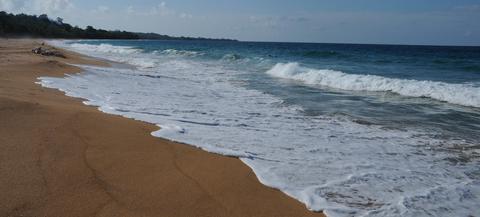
[[38, 40, 480, 217], [35, 49, 322, 213]]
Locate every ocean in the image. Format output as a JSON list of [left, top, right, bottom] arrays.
[[40, 40, 480, 217]]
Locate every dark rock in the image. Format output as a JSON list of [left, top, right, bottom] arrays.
[[32, 47, 41, 54], [31, 47, 65, 58]]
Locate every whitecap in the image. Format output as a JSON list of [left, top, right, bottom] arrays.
[[266, 62, 480, 108]]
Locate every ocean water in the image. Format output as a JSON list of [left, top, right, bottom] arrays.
[[40, 40, 480, 217]]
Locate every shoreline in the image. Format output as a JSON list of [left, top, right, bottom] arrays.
[[0, 38, 325, 217]]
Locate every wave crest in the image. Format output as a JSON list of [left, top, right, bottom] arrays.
[[160, 49, 201, 57], [266, 62, 480, 108], [70, 43, 141, 54], [221, 53, 243, 61]]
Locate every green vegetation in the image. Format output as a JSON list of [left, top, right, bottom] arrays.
[[0, 11, 236, 41]]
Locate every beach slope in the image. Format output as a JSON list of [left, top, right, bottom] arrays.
[[0, 39, 325, 217]]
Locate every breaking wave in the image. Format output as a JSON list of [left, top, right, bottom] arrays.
[[266, 62, 480, 108], [159, 49, 202, 57], [69, 43, 141, 54]]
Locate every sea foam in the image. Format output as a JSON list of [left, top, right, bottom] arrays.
[[40, 41, 480, 217], [70, 43, 141, 54], [160, 49, 202, 57], [266, 62, 480, 108]]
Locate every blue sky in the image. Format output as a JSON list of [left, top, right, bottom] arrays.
[[1, 0, 480, 45]]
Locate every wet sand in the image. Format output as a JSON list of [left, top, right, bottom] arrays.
[[0, 38, 325, 217]]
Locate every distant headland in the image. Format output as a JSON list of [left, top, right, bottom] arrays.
[[0, 11, 237, 41]]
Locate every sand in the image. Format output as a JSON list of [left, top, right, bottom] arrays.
[[0, 38, 325, 217]]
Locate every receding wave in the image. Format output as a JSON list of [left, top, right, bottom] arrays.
[[43, 40, 480, 217], [266, 62, 480, 108], [70, 43, 141, 54]]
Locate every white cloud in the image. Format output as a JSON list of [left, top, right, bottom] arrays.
[[249, 15, 280, 29], [0, 0, 26, 12], [0, 0, 73, 15], [0, 0, 15, 11], [126, 2, 192, 20], [180, 12, 192, 19], [126, 6, 134, 14], [93, 5, 110, 14], [149, 1, 173, 16], [31, 0, 73, 14]]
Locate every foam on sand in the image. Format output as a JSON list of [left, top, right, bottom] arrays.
[[39, 41, 480, 217], [70, 43, 141, 54]]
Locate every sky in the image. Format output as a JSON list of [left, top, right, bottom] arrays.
[[1, 0, 480, 45]]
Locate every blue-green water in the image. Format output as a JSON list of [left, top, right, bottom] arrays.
[[80, 40, 480, 140], [42, 40, 480, 217]]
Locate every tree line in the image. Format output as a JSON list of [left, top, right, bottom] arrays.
[[0, 11, 236, 41]]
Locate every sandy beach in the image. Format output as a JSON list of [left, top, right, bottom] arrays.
[[0, 39, 325, 217]]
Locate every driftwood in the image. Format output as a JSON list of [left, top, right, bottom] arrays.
[[32, 47, 66, 58]]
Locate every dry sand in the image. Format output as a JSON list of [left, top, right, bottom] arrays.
[[0, 39, 325, 217]]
